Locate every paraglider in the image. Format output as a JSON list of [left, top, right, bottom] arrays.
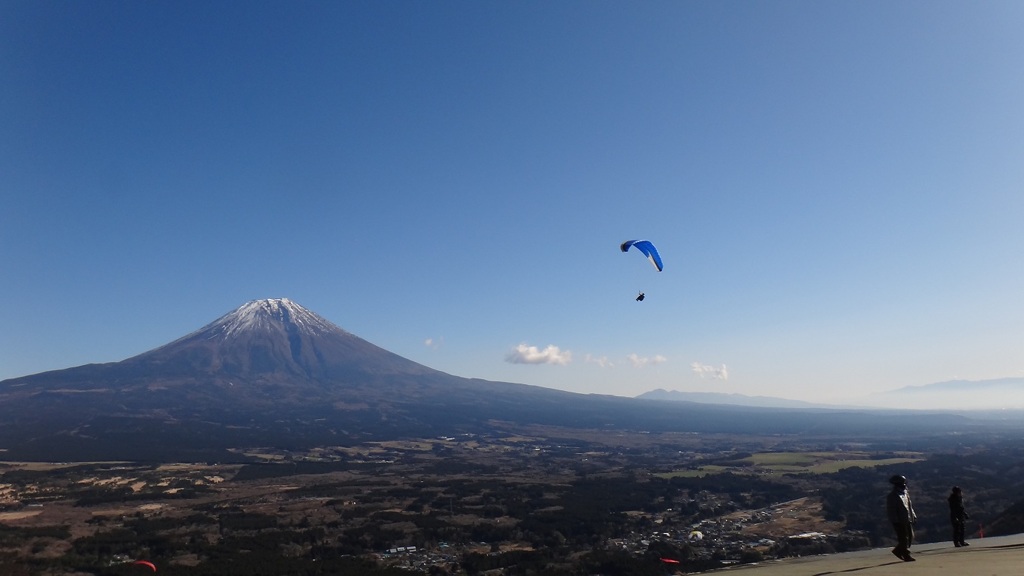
[[621, 239, 662, 300], [620, 239, 663, 271], [131, 560, 157, 572]]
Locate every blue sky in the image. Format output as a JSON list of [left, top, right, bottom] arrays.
[[3, 1, 1023, 405]]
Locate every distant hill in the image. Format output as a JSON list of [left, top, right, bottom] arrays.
[[866, 378, 1024, 411], [641, 379, 1024, 412], [895, 378, 1024, 392], [637, 388, 836, 409], [0, 298, 1006, 461]]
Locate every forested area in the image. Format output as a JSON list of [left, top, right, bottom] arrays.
[[3, 435, 1024, 574]]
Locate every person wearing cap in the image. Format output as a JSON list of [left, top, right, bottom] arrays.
[[886, 474, 917, 561], [948, 486, 971, 547]]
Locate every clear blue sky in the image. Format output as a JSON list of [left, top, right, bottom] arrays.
[[3, 1, 1023, 405]]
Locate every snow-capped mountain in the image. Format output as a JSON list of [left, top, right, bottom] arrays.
[[124, 297, 437, 382], [0, 298, 985, 461], [0, 298, 583, 458]]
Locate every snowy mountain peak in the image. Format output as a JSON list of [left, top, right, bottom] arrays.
[[163, 298, 348, 344], [212, 298, 342, 338]]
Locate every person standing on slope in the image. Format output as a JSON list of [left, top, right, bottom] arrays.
[[948, 486, 971, 547], [887, 474, 918, 561]]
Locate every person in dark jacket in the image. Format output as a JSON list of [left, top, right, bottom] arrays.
[[886, 475, 917, 561], [948, 486, 971, 547]]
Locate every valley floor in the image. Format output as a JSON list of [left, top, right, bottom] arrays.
[[0, 428, 1018, 575]]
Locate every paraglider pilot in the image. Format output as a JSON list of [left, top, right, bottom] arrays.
[[621, 240, 661, 302]]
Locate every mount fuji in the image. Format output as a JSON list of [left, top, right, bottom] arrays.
[[0, 299, 976, 460], [0, 298, 630, 459], [1, 299, 455, 410]]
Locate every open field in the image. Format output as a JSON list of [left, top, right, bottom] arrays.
[[658, 450, 925, 478]]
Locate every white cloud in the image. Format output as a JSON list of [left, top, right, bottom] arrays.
[[692, 362, 729, 380], [506, 343, 572, 365], [424, 336, 444, 350], [585, 354, 614, 368], [627, 353, 667, 368]]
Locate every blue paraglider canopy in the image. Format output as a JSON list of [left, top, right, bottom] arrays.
[[620, 239, 663, 272]]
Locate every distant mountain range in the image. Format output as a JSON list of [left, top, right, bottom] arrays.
[[0, 298, 1008, 460], [868, 378, 1024, 411], [639, 378, 1024, 412], [892, 378, 1024, 393], [636, 389, 836, 409]]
